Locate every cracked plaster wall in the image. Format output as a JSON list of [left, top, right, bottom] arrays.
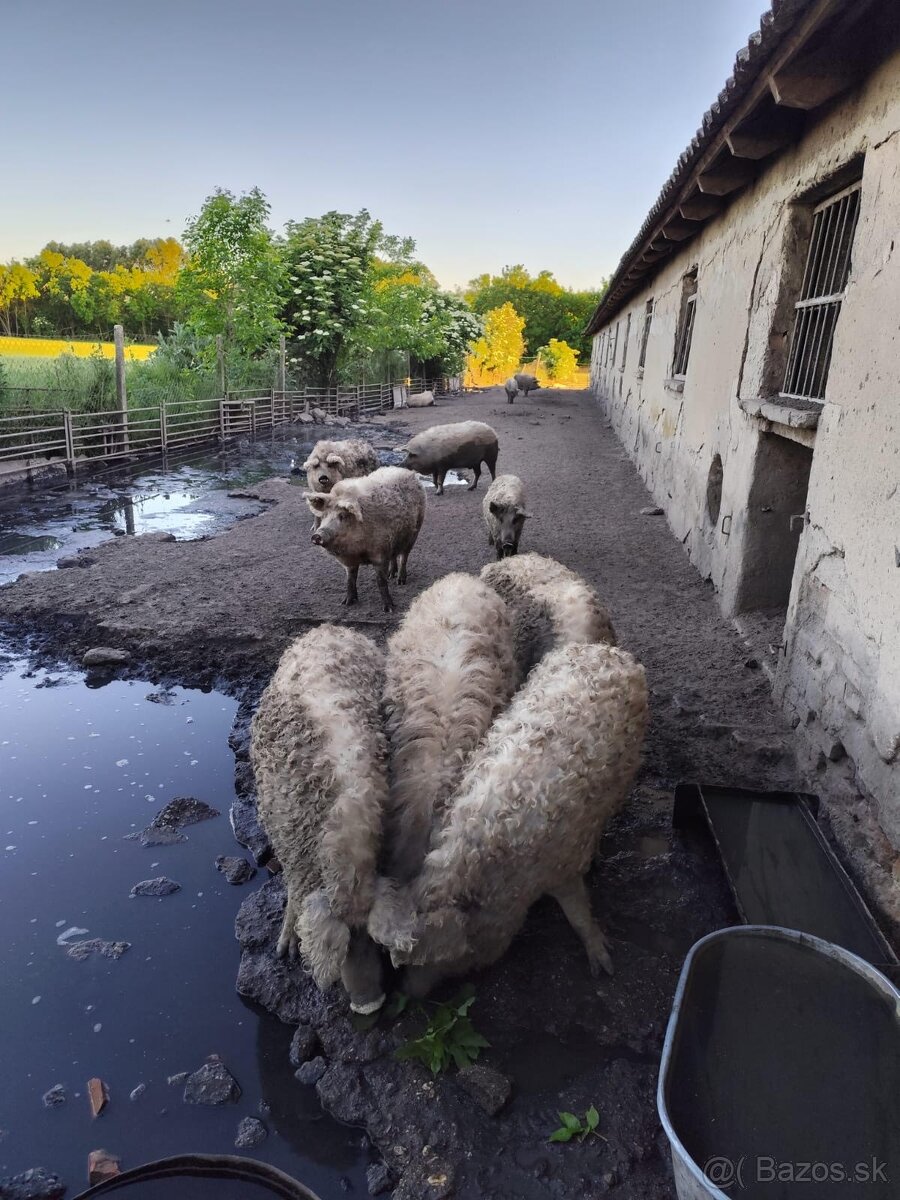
[[591, 51, 900, 846]]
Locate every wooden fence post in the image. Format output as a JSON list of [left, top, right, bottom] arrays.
[[216, 334, 226, 398], [278, 335, 286, 396], [114, 324, 129, 452]]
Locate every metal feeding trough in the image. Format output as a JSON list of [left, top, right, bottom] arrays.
[[673, 783, 898, 973], [72, 1155, 323, 1199], [659, 927, 900, 1200]]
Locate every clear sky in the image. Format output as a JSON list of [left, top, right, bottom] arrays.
[[2, 0, 764, 291]]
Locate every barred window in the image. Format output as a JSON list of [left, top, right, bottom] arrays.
[[673, 272, 698, 379], [620, 313, 631, 370], [781, 182, 860, 402], [638, 299, 654, 369], [610, 321, 619, 367]]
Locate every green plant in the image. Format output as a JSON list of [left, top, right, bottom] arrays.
[[549, 1106, 606, 1144], [395, 985, 490, 1075]]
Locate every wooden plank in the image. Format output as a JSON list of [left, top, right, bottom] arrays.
[[679, 193, 723, 221], [697, 160, 756, 195], [769, 50, 857, 110]]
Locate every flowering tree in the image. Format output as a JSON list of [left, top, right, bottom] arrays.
[[281, 210, 382, 386], [535, 338, 580, 385], [465, 302, 525, 386]]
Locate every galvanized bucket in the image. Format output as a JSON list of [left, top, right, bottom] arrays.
[[72, 1154, 323, 1199], [658, 926, 900, 1199]]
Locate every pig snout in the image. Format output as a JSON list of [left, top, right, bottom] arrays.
[[318, 474, 331, 487], [311, 532, 324, 546], [501, 541, 517, 556]]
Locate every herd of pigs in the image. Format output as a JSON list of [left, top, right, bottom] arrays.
[[249, 414, 649, 1014]]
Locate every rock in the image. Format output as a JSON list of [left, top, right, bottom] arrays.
[[311, 408, 328, 424], [41, 1085, 66, 1109], [0, 1168, 66, 1200], [66, 939, 129, 962], [145, 690, 176, 705], [456, 1063, 511, 1116], [150, 797, 220, 831], [640, 506, 664, 516], [229, 796, 271, 864], [129, 825, 188, 847], [82, 647, 131, 667], [183, 1057, 241, 1106], [129, 1084, 146, 1102], [295, 1057, 327, 1086], [215, 855, 256, 885], [88, 1078, 108, 1118], [130, 877, 181, 897], [332, 415, 352, 427], [87, 1150, 120, 1186], [234, 1116, 267, 1149], [297, 412, 315, 425], [289, 1024, 319, 1067], [367, 1163, 394, 1195], [167, 1073, 189, 1087]]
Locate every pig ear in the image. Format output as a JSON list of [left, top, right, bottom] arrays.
[[325, 453, 344, 468], [304, 493, 328, 512], [301, 457, 315, 472], [518, 507, 532, 519], [337, 498, 363, 521], [395, 444, 409, 456], [489, 501, 502, 516]]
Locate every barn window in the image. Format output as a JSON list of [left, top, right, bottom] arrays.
[[610, 321, 619, 367], [673, 272, 698, 379], [620, 313, 631, 370], [780, 182, 861, 402], [638, 299, 654, 369]]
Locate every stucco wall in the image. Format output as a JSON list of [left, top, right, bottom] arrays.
[[591, 49, 900, 846]]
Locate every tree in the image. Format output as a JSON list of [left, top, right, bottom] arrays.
[[0, 262, 39, 335], [281, 209, 383, 386], [465, 302, 525, 386], [536, 338, 580, 385], [465, 265, 606, 361], [178, 187, 283, 358]]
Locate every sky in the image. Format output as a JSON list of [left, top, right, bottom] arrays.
[[2, 0, 765, 291]]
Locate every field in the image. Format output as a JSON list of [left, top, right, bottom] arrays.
[[0, 335, 156, 361]]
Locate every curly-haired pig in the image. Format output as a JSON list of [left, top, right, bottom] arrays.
[[482, 474, 531, 560]]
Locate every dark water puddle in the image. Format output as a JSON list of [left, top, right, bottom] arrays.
[[0, 426, 405, 587], [0, 647, 366, 1198]]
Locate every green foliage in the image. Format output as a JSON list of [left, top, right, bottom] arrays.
[[178, 187, 283, 358], [465, 302, 526, 386], [465, 265, 607, 362], [395, 985, 490, 1076], [536, 338, 580, 385], [281, 209, 382, 386], [548, 1106, 605, 1144]]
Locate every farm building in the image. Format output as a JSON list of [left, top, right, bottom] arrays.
[[588, 0, 900, 873]]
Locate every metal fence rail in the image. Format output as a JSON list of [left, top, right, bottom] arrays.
[[0, 376, 456, 483]]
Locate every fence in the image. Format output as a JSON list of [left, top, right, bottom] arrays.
[[0, 376, 457, 480]]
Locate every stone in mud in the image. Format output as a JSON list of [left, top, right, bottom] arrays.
[[130, 876, 181, 897], [234, 1116, 267, 1149], [295, 1057, 327, 1086], [215, 855, 256, 885], [41, 1085, 66, 1109], [150, 796, 220, 830], [455, 1063, 511, 1116], [366, 1163, 394, 1196], [88, 1077, 109, 1117], [87, 1150, 120, 1186], [66, 939, 130, 961], [289, 1023, 319, 1067], [0, 1168, 66, 1200], [297, 412, 315, 424], [145, 690, 176, 705], [131, 826, 188, 847], [183, 1057, 241, 1106], [82, 647, 131, 667], [311, 408, 328, 424], [167, 1073, 189, 1087], [332, 415, 352, 427]]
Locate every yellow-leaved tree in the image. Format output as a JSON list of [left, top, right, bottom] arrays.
[[465, 302, 525, 386], [535, 338, 580, 386]]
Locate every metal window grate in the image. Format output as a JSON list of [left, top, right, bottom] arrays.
[[673, 278, 698, 378], [610, 321, 619, 367], [638, 299, 654, 369], [621, 313, 631, 370], [781, 182, 861, 402]]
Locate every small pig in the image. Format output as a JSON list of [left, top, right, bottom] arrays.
[[504, 377, 519, 405], [305, 466, 426, 612], [302, 438, 378, 494], [515, 372, 540, 397], [397, 421, 499, 495], [482, 475, 531, 560]]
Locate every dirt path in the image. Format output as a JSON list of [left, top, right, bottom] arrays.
[[0, 387, 802, 1198]]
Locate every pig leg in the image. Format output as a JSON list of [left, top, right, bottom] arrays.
[[341, 564, 360, 607], [435, 471, 446, 496], [485, 448, 498, 480], [276, 884, 302, 959], [550, 874, 614, 977], [396, 550, 409, 584], [375, 563, 395, 613], [388, 555, 398, 579], [468, 462, 481, 491], [341, 930, 386, 1015]]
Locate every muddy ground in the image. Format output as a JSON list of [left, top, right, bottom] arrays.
[[0, 388, 805, 1198]]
